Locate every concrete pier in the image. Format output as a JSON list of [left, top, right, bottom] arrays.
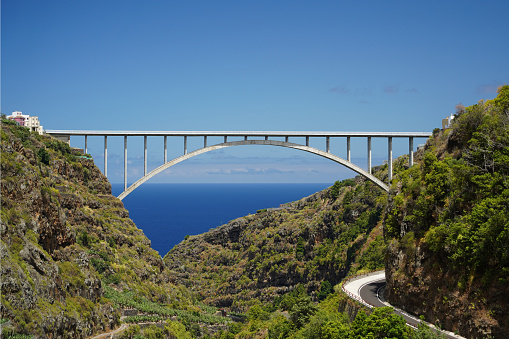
[[124, 136, 127, 191], [347, 136, 351, 162], [144, 136, 147, 176], [104, 136, 107, 177], [164, 136, 167, 163], [367, 136, 372, 174], [409, 137, 414, 167], [388, 137, 393, 181]]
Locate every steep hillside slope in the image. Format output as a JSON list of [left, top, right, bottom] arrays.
[[0, 121, 200, 337], [384, 85, 509, 338], [163, 166, 397, 312]]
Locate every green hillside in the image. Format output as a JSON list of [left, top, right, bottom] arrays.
[[0, 120, 223, 338], [2, 85, 507, 338], [164, 174, 387, 311], [384, 85, 509, 338]]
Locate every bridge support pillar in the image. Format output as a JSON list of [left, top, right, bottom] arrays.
[[224, 136, 227, 143], [144, 136, 147, 176], [244, 136, 248, 141], [285, 136, 289, 143], [53, 134, 70, 145], [326, 137, 330, 153], [164, 136, 167, 163], [184, 136, 188, 155], [204, 136, 207, 148], [104, 136, 108, 177], [409, 137, 414, 167], [306, 136, 309, 147], [84, 135, 88, 154], [388, 137, 393, 182], [124, 136, 127, 191], [367, 136, 372, 174], [347, 137, 351, 162]]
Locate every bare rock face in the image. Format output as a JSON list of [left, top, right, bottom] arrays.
[[384, 238, 507, 338]]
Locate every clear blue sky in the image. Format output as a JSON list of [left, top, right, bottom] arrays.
[[2, 1, 508, 184]]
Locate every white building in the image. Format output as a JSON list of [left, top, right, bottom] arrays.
[[442, 114, 454, 130], [6, 111, 44, 135]]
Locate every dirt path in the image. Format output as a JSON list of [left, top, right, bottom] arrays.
[[89, 323, 130, 339]]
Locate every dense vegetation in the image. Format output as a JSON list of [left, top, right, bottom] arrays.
[[385, 85, 509, 337], [3, 86, 508, 338], [211, 288, 446, 339], [164, 173, 389, 312]]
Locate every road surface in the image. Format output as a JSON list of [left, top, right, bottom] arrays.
[[343, 271, 465, 339]]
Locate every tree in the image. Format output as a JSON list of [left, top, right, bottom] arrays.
[[351, 307, 411, 339], [290, 295, 318, 329], [268, 314, 293, 339], [320, 320, 351, 338], [317, 280, 333, 300]]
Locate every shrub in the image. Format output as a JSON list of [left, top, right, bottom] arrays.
[[77, 231, 90, 248], [268, 314, 293, 339], [289, 295, 317, 329], [317, 280, 333, 300], [247, 305, 269, 321], [295, 237, 305, 260], [37, 148, 50, 165]]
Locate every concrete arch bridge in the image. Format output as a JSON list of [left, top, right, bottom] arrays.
[[45, 130, 432, 200]]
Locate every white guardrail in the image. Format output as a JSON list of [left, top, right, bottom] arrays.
[[341, 270, 385, 308], [341, 270, 466, 339]]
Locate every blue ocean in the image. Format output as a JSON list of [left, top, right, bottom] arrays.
[[111, 183, 330, 257]]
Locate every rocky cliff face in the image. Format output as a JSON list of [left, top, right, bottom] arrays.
[[0, 121, 179, 338], [385, 238, 504, 337], [163, 175, 387, 312], [383, 86, 509, 338]]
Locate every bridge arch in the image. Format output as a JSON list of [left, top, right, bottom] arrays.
[[117, 139, 388, 200]]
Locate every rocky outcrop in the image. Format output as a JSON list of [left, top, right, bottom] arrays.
[[385, 238, 505, 338], [0, 122, 178, 338]]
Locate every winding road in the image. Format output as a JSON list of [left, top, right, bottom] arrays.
[[343, 271, 465, 339]]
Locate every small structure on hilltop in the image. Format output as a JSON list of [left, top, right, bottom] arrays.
[[442, 114, 455, 130], [6, 111, 44, 135]]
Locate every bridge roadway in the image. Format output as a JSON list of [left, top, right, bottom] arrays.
[[45, 130, 432, 199], [45, 130, 433, 137], [343, 271, 465, 339]]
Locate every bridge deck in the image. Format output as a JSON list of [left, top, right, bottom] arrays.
[[46, 130, 432, 138]]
